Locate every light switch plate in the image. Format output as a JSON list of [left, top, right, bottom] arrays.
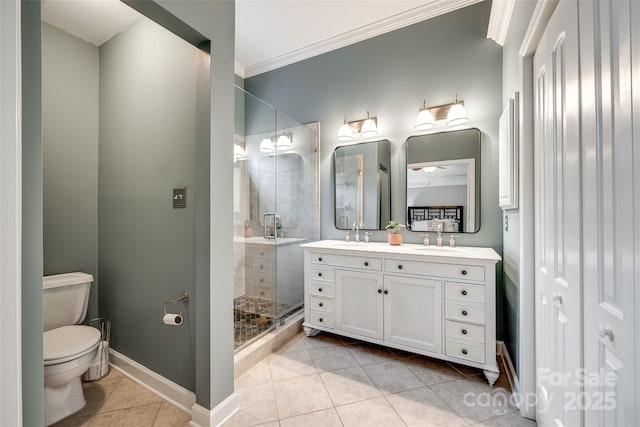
[[173, 187, 186, 208]]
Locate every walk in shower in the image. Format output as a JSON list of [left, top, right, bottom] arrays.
[[233, 86, 319, 350]]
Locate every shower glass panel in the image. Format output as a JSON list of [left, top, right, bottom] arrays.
[[233, 86, 319, 351]]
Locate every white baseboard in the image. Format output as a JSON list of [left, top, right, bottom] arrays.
[[496, 340, 520, 395], [109, 349, 195, 414], [190, 394, 239, 427]]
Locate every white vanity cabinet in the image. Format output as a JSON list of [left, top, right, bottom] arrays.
[[302, 241, 501, 385]]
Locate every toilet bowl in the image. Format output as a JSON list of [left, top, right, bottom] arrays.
[[43, 273, 100, 426]]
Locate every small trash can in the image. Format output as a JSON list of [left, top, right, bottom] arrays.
[[83, 317, 111, 381]]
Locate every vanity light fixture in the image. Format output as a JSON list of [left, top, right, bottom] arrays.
[[360, 111, 378, 137], [415, 101, 436, 130], [336, 112, 378, 141], [422, 166, 438, 174], [336, 116, 354, 141], [276, 133, 293, 151], [259, 138, 274, 153], [234, 144, 246, 162], [447, 95, 469, 126]]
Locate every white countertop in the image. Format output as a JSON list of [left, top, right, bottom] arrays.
[[234, 236, 308, 246], [301, 240, 501, 262]]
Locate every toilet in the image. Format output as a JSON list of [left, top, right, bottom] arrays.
[[43, 272, 101, 426]]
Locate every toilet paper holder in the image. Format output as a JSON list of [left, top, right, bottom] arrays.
[[163, 292, 189, 316]]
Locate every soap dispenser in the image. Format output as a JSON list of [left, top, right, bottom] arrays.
[[423, 234, 430, 246], [449, 234, 456, 248]]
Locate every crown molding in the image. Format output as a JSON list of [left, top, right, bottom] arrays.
[[486, 0, 516, 46], [519, 0, 558, 56], [242, 0, 483, 78], [234, 61, 245, 79]]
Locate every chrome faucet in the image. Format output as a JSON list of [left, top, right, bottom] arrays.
[[352, 221, 365, 243], [436, 223, 443, 247]]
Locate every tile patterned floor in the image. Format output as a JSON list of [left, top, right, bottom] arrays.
[[234, 296, 294, 349], [51, 369, 190, 427], [225, 331, 538, 427]]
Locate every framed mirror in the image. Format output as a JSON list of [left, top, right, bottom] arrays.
[[334, 140, 391, 230], [406, 128, 481, 233]]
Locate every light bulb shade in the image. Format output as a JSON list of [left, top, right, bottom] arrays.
[[336, 122, 353, 141], [360, 118, 378, 137], [415, 108, 435, 130], [276, 134, 292, 151], [234, 144, 246, 160], [447, 103, 469, 126], [260, 138, 274, 153]]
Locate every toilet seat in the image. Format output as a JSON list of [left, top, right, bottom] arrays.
[[44, 325, 101, 366]]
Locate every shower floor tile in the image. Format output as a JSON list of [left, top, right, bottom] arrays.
[[234, 295, 294, 349]]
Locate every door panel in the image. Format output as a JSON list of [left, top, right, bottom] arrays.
[[580, 0, 637, 424], [534, 2, 582, 426], [335, 269, 383, 339]]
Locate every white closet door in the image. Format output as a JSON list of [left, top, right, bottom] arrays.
[[533, 2, 582, 426], [580, 1, 638, 425]]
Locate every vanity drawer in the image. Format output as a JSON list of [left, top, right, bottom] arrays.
[[384, 259, 484, 282], [309, 267, 334, 282], [445, 320, 485, 343], [250, 259, 273, 274], [309, 311, 334, 329], [446, 339, 485, 364], [445, 282, 485, 303], [309, 296, 334, 313], [445, 301, 485, 324], [245, 246, 273, 259], [310, 253, 382, 271], [253, 285, 274, 299], [309, 281, 334, 298], [253, 271, 274, 288]]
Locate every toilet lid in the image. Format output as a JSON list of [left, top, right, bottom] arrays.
[[44, 325, 101, 365]]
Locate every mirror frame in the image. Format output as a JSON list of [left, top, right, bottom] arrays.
[[333, 139, 391, 231], [405, 128, 481, 233]]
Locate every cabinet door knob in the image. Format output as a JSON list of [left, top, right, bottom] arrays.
[[318, 257, 323, 262], [318, 302, 323, 307], [461, 310, 468, 316], [364, 261, 369, 267], [461, 270, 467, 276], [598, 325, 614, 341], [377, 289, 382, 294], [461, 329, 468, 335], [398, 265, 403, 270], [318, 288, 323, 292], [319, 318, 323, 322], [461, 349, 468, 355], [318, 272, 323, 277], [461, 290, 468, 296], [383, 289, 389, 295]]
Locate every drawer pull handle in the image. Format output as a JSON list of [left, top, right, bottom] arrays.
[[260, 265, 264, 269], [260, 279, 264, 283], [318, 257, 323, 262], [261, 291, 265, 296], [461, 270, 467, 276], [318, 302, 323, 307], [318, 288, 323, 292], [318, 272, 323, 277], [461, 290, 468, 296], [398, 265, 403, 270], [378, 289, 382, 294], [461, 349, 468, 355], [383, 290, 389, 295], [364, 261, 369, 267], [461, 329, 468, 335], [461, 310, 468, 316], [319, 317, 323, 323], [261, 252, 264, 256]]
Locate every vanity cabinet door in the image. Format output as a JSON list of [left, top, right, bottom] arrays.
[[335, 269, 383, 340], [383, 275, 442, 354]]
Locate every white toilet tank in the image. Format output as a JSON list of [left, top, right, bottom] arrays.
[[43, 272, 94, 332]]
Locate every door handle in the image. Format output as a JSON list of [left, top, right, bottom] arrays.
[[552, 293, 563, 305], [598, 325, 614, 342]]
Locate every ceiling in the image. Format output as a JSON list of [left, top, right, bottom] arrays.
[[41, 0, 483, 78]]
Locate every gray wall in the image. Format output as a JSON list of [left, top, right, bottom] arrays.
[[42, 23, 99, 319], [98, 18, 205, 392], [21, 1, 44, 424], [246, 1, 505, 334], [501, 0, 537, 376]]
